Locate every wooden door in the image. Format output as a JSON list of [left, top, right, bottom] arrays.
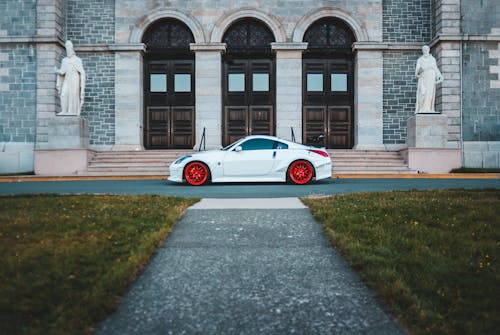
[[303, 59, 354, 148], [144, 60, 195, 149], [222, 59, 275, 146]]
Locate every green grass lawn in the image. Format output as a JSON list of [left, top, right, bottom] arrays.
[[303, 189, 500, 335], [0, 194, 198, 335]]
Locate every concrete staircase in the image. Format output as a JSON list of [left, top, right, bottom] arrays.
[[84, 149, 417, 176], [85, 150, 192, 176], [328, 149, 417, 175]]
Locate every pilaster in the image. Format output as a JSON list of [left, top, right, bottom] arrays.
[[354, 49, 384, 149], [190, 43, 226, 149], [272, 43, 307, 143], [432, 0, 462, 149], [35, 0, 65, 148], [113, 46, 145, 150]]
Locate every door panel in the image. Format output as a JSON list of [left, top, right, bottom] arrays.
[[224, 106, 249, 145], [171, 106, 194, 148], [223, 150, 275, 176], [250, 105, 273, 135], [328, 106, 351, 148], [146, 107, 170, 148], [303, 106, 327, 147]]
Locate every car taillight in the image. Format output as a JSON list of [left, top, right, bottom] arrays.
[[309, 149, 329, 157]]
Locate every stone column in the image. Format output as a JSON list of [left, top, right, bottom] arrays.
[[35, 0, 65, 148], [272, 42, 307, 143], [113, 44, 145, 150], [353, 46, 384, 149], [190, 43, 226, 149], [432, 0, 461, 149]]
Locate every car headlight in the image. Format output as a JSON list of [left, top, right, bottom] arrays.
[[174, 155, 192, 165]]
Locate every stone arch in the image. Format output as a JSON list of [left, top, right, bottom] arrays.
[[210, 8, 286, 43], [130, 9, 205, 44], [292, 7, 369, 43]]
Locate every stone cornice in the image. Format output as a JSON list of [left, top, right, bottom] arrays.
[[189, 42, 226, 52], [353, 42, 423, 51], [76, 44, 146, 53], [271, 42, 308, 51], [430, 34, 500, 47], [0, 35, 64, 45]]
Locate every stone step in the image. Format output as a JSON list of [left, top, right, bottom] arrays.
[[81, 171, 168, 176], [333, 170, 418, 175], [87, 167, 168, 173], [89, 163, 168, 168], [86, 149, 417, 175], [332, 161, 407, 168]]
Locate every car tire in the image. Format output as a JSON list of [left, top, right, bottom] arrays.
[[184, 161, 210, 186], [288, 160, 314, 185]]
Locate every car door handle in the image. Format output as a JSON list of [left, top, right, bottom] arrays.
[[273, 151, 276, 158]]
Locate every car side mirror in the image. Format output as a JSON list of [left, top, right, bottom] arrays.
[[234, 146, 243, 152]]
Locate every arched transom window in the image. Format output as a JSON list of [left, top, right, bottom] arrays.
[[223, 18, 275, 56]]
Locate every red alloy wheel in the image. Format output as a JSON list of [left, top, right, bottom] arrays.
[[288, 160, 313, 185], [184, 162, 209, 186]]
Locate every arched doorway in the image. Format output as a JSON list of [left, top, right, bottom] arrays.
[[302, 18, 356, 148], [222, 18, 276, 146], [142, 18, 195, 149]]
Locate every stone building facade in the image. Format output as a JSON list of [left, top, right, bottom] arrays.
[[0, 0, 498, 174]]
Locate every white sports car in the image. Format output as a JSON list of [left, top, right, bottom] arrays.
[[168, 135, 332, 186]]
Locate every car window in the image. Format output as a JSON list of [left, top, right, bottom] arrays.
[[273, 141, 288, 149], [239, 138, 275, 151]]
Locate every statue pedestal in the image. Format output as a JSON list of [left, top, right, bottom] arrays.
[[407, 114, 448, 148], [34, 116, 91, 175], [401, 114, 461, 173], [48, 116, 89, 148]]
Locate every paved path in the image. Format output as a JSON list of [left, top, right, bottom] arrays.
[[96, 198, 405, 335]]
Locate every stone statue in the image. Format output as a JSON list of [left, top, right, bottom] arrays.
[[56, 40, 86, 116], [415, 45, 443, 114]]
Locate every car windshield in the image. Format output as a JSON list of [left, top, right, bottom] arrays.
[[221, 138, 245, 151]]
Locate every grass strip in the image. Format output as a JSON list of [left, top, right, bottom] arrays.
[[0, 194, 198, 335], [303, 189, 499, 335]]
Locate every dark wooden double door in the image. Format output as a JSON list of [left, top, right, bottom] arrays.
[[303, 59, 354, 148], [223, 59, 275, 146], [144, 59, 194, 149]]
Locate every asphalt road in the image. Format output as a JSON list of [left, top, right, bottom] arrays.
[[1, 178, 499, 198]]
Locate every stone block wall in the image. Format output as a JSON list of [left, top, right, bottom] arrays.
[[460, 0, 500, 168], [382, 51, 419, 145], [461, 0, 500, 35], [383, 0, 431, 42], [0, 0, 36, 36], [116, 0, 384, 43], [462, 42, 500, 142], [80, 54, 115, 146], [67, 0, 115, 44], [67, 0, 116, 147], [0, 45, 37, 143]]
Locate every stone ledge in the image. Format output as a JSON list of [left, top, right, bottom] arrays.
[[190, 43, 226, 52], [271, 42, 308, 51], [34, 148, 93, 175], [0, 35, 63, 44], [407, 114, 448, 148], [399, 147, 461, 173]]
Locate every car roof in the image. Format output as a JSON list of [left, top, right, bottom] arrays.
[[240, 135, 306, 148]]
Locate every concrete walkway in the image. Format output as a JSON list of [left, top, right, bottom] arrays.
[[96, 198, 405, 335]]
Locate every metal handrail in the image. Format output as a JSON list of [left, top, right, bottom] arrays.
[[198, 127, 206, 151]]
